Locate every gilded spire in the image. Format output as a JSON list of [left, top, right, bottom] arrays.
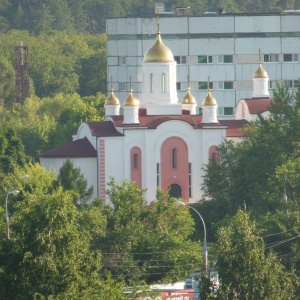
[[105, 76, 120, 105], [124, 77, 139, 106], [202, 76, 217, 106], [143, 13, 174, 63], [182, 74, 196, 104], [253, 49, 268, 78]]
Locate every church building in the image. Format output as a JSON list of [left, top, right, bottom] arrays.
[[39, 23, 272, 204]]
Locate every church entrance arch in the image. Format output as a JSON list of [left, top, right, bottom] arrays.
[[161, 136, 189, 200], [168, 184, 182, 198]]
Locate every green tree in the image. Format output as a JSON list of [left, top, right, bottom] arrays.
[[57, 159, 94, 205], [0, 163, 127, 299], [98, 179, 201, 284], [0, 122, 30, 175], [202, 83, 300, 220], [214, 209, 298, 299], [0, 92, 105, 158], [0, 57, 15, 107]]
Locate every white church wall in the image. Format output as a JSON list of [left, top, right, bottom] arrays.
[[75, 123, 97, 148], [104, 137, 125, 187]]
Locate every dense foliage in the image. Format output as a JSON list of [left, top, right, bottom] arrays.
[[198, 84, 300, 298], [0, 0, 299, 34], [0, 30, 107, 106], [214, 209, 298, 299], [96, 179, 202, 284], [0, 93, 105, 158], [0, 165, 201, 298]]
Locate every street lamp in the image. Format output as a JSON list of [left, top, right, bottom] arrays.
[[2, 174, 28, 239], [4, 190, 20, 239], [175, 200, 208, 275]]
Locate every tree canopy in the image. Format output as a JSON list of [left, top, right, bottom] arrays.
[[94, 179, 202, 284], [214, 209, 298, 299]]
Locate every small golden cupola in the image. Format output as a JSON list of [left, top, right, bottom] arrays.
[[105, 79, 120, 116], [201, 77, 218, 123], [123, 85, 140, 124], [202, 90, 217, 107], [124, 89, 140, 106], [253, 63, 268, 78], [182, 88, 196, 105], [182, 76, 197, 115], [252, 49, 270, 99], [105, 88, 120, 106]]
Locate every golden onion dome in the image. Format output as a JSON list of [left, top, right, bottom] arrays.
[[105, 89, 120, 105], [202, 90, 217, 106], [253, 63, 268, 78], [182, 87, 197, 104], [124, 89, 140, 106], [143, 32, 175, 63]]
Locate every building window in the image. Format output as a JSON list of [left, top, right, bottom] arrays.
[[119, 82, 127, 91], [162, 73, 165, 93], [283, 54, 298, 62], [285, 80, 293, 88], [188, 163, 192, 198], [172, 148, 177, 169], [218, 107, 234, 116], [209, 146, 219, 164], [218, 55, 233, 63], [264, 54, 279, 62], [269, 80, 278, 89], [198, 55, 213, 64], [177, 82, 188, 91], [284, 80, 300, 89], [174, 56, 186, 64], [133, 153, 138, 169], [118, 56, 126, 65], [198, 81, 213, 90], [218, 81, 233, 90], [150, 73, 153, 93], [156, 163, 160, 187]]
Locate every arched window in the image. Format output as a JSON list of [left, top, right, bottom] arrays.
[[172, 148, 177, 168], [150, 73, 153, 93], [209, 146, 219, 164], [130, 147, 142, 188], [161, 73, 165, 93], [133, 153, 138, 169], [168, 184, 182, 198]]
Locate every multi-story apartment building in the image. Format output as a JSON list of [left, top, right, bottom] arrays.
[[106, 11, 300, 119]]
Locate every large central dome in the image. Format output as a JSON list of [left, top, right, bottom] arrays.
[[143, 32, 175, 63]]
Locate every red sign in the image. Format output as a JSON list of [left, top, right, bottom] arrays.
[[161, 290, 194, 300], [133, 290, 195, 300]]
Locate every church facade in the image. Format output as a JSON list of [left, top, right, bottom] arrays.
[[39, 24, 271, 204]]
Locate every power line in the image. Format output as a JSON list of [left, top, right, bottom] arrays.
[[265, 234, 300, 249], [100, 250, 199, 255], [103, 257, 198, 263], [110, 269, 197, 277], [262, 225, 300, 238], [104, 263, 199, 269]]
